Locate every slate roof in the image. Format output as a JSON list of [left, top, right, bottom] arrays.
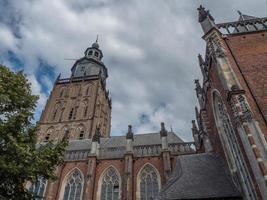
[[66, 131, 183, 151], [159, 153, 241, 200]]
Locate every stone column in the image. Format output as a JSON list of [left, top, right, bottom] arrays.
[[160, 122, 171, 182], [83, 128, 101, 200], [124, 125, 134, 200], [83, 155, 97, 200]]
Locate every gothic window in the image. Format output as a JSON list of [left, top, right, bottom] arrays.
[[85, 85, 92, 96], [212, 91, 256, 199], [73, 106, 78, 120], [100, 167, 120, 200], [59, 88, 65, 98], [52, 108, 58, 120], [79, 131, 84, 140], [29, 177, 47, 199], [44, 134, 50, 142], [138, 164, 160, 200], [69, 108, 74, 120], [63, 169, 83, 200], [63, 126, 70, 138], [59, 107, 65, 121], [84, 106, 88, 118]]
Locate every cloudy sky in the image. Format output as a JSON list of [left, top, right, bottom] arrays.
[[0, 0, 266, 141]]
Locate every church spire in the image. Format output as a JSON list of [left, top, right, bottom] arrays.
[[92, 35, 100, 49]]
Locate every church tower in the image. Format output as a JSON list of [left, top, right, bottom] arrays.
[[37, 40, 111, 142]]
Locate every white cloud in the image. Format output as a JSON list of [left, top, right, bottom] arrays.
[[0, 0, 266, 141], [0, 24, 17, 50]]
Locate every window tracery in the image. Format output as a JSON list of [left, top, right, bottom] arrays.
[[100, 167, 120, 200], [213, 91, 256, 199], [63, 170, 83, 200], [29, 177, 47, 199], [138, 164, 159, 200]]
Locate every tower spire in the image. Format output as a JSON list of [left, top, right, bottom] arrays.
[[96, 34, 99, 43]]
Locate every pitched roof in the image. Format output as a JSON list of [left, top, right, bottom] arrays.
[[159, 153, 241, 199], [67, 131, 183, 151]]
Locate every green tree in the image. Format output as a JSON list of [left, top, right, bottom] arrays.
[[0, 65, 67, 199]]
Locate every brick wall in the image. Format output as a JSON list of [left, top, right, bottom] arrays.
[[224, 32, 267, 138]]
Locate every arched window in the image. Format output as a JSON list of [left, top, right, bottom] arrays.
[[69, 108, 74, 120], [77, 124, 85, 140], [63, 169, 83, 200], [85, 85, 90, 96], [52, 103, 60, 121], [62, 126, 70, 139], [59, 88, 65, 98], [59, 107, 65, 121], [100, 167, 120, 200], [29, 177, 47, 199], [212, 91, 256, 199], [44, 127, 54, 142], [138, 164, 160, 200]]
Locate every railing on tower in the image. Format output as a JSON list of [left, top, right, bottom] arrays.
[[216, 17, 267, 35], [56, 74, 100, 84]]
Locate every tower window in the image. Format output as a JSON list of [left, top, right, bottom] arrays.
[[73, 106, 78, 120], [79, 131, 84, 140], [69, 108, 74, 120], [52, 108, 58, 121], [88, 50, 93, 55], [84, 106, 88, 118], [59, 107, 65, 121], [59, 88, 65, 98], [94, 52, 99, 57], [44, 134, 50, 142]]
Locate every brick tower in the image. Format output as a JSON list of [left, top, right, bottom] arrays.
[[37, 40, 111, 142]]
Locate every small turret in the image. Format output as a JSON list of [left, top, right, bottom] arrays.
[[126, 125, 134, 140], [91, 126, 102, 155], [160, 122, 168, 137], [126, 125, 134, 152], [84, 36, 103, 61], [197, 5, 216, 34], [160, 122, 168, 150]]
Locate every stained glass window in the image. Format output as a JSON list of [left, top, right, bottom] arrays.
[[29, 177, 47, 199], [100, 167, 120, 200], [139, 165, 159, 200], [63, 170, 83, 200]]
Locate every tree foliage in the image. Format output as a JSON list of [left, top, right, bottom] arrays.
[[0, 65, 67, 199]]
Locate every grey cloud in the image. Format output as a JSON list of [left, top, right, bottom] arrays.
[[0, 0, 266, 141]]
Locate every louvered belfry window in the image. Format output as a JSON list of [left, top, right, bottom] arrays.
[[140, 165, 159, 200], [100, 167, 120, 200], [63, 170, 83, 200]]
